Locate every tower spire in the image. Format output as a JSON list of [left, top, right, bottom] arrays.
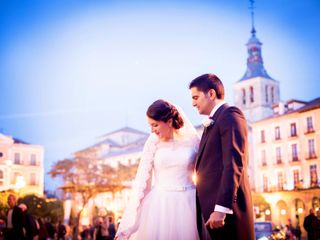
[[239, 0, 272, 81], [249, 0, 256, 36]]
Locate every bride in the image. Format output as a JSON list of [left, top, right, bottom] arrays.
[[115, 99, 200, 240]]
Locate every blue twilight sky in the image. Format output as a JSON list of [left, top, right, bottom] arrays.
[[0, 0, 319, 191]]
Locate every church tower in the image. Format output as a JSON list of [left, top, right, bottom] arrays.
[[234, 0, 280, 123]]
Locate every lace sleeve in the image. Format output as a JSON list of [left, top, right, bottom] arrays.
[[115, 133, 158, 240]]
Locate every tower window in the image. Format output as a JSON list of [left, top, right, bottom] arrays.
[[242, 89, 246, 105], [250, 86, 254, 103], [271, 86, 275, 103], [265, 85, 268, 103]]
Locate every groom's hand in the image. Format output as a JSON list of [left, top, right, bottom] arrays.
[[205, 211, 226, 229]]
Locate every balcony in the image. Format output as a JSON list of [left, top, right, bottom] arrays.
[[274, 136, 281, 141], [289, 157, 300, 164], [259, 162, 268, 168], [289, 133, 298, 139], [273, 159, 284, 166], [306, 153, 318, 160], [305, 128, 315, 135], [260, 139, 266, 144]]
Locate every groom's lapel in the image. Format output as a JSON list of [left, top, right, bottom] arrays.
[[195, 103, 229, 169]]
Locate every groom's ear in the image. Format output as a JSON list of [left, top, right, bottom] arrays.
[[208, 89, 216, 100]]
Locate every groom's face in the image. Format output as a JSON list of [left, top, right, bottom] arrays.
[[190, 87, 215, 115]]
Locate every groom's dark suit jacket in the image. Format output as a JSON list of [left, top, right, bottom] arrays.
[[195, 104, 255, 240]]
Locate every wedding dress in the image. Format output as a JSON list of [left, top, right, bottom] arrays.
[[134, 138, 199, 239], [116, 106, 200, 240]]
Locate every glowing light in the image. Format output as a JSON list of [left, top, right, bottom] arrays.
[[15, 176, 26, 190], [280, 209, 286, 215], [297, 208, 303, 214], [192, 172, 197, 185], [265, 209, 271, 215]]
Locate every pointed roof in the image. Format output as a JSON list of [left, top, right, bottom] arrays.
[[239, 0, 273, 82]]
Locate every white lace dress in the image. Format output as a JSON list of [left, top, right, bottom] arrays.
[[131, 139, 199, 240]]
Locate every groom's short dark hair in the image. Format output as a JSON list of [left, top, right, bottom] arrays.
[[189, 73, 225, 99]]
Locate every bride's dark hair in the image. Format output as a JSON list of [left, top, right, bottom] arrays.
[[147, 99, 184, 129]]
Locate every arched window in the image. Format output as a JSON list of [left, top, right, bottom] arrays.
[[250, 86, 254, 103], [242, 89, 246, 105]]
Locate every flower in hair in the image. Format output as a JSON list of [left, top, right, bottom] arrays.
[[202, 118, 215, 128]]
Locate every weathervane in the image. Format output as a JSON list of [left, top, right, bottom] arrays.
[[249, 0, 256, 36]]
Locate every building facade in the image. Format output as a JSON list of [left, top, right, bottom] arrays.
[[252, 99, 320, 225], [233, 8, 320, 234], [0, 133, 44, 196], [65, 127, 149, 224]]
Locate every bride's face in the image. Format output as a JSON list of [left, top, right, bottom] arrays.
[[147, 117, 173, 141]]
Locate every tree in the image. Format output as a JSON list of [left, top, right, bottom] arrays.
[[18, 194, 64, 223], [49, 155, 135, 239], [0, 191, 63, 223]]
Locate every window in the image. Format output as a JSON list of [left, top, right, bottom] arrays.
[[0, 170, 3, 186], [292, 144, 298, 161], [14, 153, 21, 165], [261, 130, 266, 143], [30, 173, 36, 185], [307, 117, 314, 133], [242, 89, 246, 105], [275, 126, 281, 140], [265, 85, 268, 103], [263, 175, 268, 192], [12, 172, 20, 184], [276, 147, 282, 164], [290, 123, 297, 137], [250, 86, 254, 103], [261, 150, 267, 166], [308, 139, 316, 158], [293, 170, 300, 189], [277, 172, 284, 190], [30, 154, 37, 166], [271, 87, 275, 103], [310, 165, 318, 187]]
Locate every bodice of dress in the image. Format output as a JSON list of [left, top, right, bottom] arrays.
[[153, 139, 197, 189]]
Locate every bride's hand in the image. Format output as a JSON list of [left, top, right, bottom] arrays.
[[115, 230, 130, 240]]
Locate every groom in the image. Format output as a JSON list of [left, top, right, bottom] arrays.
[[189, 73, 255, 240]]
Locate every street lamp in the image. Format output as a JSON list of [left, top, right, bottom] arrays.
[[280, 209, 287, 215], [265, 209, 271, 215], [297, 207, 303, 214]]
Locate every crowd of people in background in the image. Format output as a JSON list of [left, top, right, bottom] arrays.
[[0, 194, 116, 240], [303, 208, 320, 240], [3, 192, 320, 240]]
